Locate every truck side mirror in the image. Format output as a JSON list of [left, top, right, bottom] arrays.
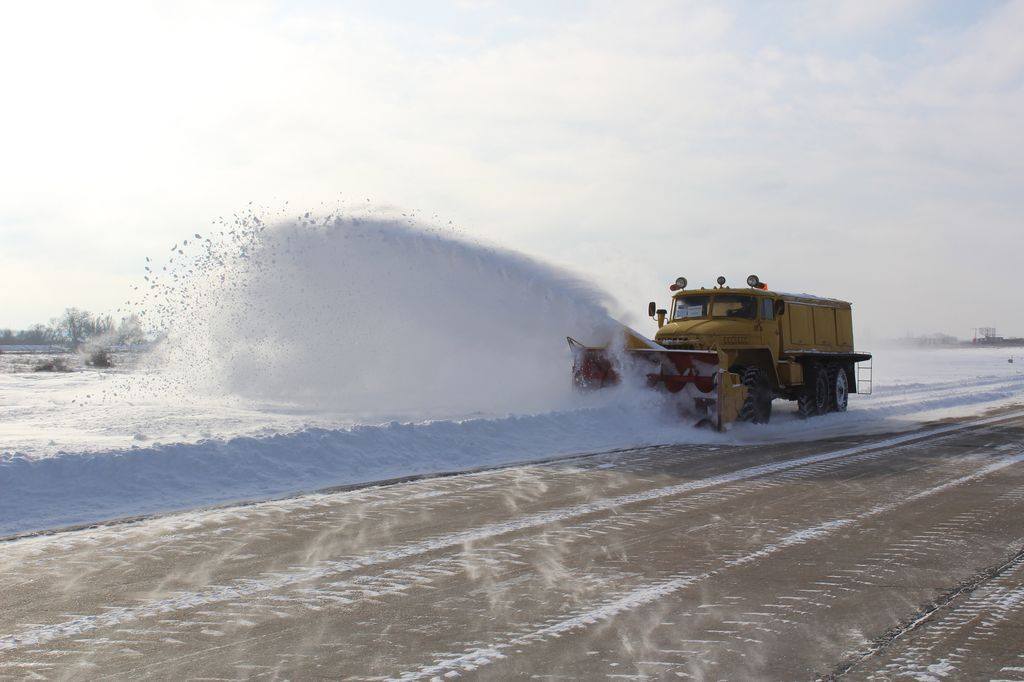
[[775, 300, 786, 315], [648, 301, 657, 317]]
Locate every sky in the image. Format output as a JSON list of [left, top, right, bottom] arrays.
[[1, 0, 1022, 341]]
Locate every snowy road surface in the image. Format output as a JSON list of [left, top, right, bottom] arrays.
[[3, 410, 1024, 679]]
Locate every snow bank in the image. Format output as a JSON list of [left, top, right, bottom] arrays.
[[0, 398, 714, 536]]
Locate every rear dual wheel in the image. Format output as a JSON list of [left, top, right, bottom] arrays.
[[828, 364, 849, 412], [798, 362, 849, 418], [797, 363, 830, 418]]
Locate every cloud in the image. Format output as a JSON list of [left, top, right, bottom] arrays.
[[804, 0, 927, 34], [0, 0, 1021, 337]]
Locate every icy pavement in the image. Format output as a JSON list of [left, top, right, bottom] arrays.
[[1, 346, 1022, 536], [2, 413, 1023, 678]]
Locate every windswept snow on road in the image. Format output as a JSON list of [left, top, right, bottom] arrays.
[[4, 413, 1024, 679]]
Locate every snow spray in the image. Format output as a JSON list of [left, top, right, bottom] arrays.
[[136, 209, 621, 418]]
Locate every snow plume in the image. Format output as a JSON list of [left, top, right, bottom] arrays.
[[141, 210, 620, 418]]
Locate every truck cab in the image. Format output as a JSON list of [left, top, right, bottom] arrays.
[[655, 288, 781, 357]]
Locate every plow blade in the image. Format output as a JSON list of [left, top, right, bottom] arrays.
[[567, 336, 747, 431]]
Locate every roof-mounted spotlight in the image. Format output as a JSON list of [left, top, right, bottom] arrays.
[[716, 276, 727, 286], [747, 274, 768, 290], [669, 276, 688, 291]]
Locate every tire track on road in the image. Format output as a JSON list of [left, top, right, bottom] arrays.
[[396, 451, 1024, 680], [831, 548, 1024, 680]]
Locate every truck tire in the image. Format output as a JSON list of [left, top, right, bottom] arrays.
[[828, 364, 849, 412], [737, 367, 773, 424], [797, 363, 829, 418]]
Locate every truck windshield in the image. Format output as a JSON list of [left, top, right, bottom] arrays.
[[673, 295, 710, 320], [711, 295, 757, 319]]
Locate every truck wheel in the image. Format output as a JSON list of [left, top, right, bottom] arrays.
[[737, 367, 773, 424], [829, 364, 849, 412], [797, 363, 829, 418]]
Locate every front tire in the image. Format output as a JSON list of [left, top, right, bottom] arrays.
[[737, 367, 773, 424]]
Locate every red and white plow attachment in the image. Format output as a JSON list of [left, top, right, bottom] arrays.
[[567, 336, 747, 431]]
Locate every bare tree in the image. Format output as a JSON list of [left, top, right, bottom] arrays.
[[52, 308, 94, 349], [4, 309, 140, 348], [116, 315, 146, 346], [28, 324, 56, 344]]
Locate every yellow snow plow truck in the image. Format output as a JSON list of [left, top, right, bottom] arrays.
[[568, 275, 871, 430]]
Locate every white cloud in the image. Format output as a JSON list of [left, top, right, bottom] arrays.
[[1, 0, 1021, 338], [813, 0, 926, 33]]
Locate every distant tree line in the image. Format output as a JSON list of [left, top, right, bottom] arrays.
[[0, 308, 146, 350]]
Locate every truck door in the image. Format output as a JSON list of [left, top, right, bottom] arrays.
[[759, 297, 781, 357]]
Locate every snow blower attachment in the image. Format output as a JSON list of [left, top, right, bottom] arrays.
[[568, 274, 872, 430], [567, 329, 748, 431]]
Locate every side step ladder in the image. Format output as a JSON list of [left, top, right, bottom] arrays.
[[856, 355, 873, 395]]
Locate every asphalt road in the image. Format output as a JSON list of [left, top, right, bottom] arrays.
[[2, 410, 1024, 680]]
